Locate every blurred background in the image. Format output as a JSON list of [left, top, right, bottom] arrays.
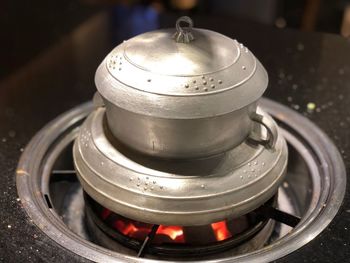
[[1, 0, 350, 79], [1, 0, 350, 129]]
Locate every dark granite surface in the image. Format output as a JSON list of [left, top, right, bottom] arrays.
[[0, 9, 349, 263]]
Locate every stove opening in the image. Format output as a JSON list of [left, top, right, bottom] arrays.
[[100, 207, 234, 244], [84, 193, 276, 257]]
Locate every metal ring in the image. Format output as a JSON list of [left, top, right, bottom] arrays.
[[175, 16, 193, 33], [250, 112, 278, 149]]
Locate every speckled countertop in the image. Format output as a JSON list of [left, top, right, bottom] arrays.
[[0, 11, 349, 263]]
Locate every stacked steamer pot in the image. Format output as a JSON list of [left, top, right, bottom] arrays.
[[73, 16, 288, 226]]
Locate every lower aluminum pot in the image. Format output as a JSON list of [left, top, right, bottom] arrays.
[[73, 106, 288, 226]]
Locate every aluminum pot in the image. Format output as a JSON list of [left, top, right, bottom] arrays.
[[73, 106, 285, 225], [95, 17, 269, 158]]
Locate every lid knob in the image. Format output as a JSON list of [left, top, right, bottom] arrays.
[[173, 16, 194, 43]]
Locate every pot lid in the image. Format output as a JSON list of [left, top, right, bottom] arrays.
[[95, 16, 268, 118], [123, 20, 239, 77]]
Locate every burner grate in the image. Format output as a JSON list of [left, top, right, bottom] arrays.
[[84, 193, 277, 258]]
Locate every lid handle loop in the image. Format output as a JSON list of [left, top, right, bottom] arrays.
[[173, 16, 194, 43]]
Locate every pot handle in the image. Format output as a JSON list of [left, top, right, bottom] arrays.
[[173, 16, 195, 43], [249, 112, 278, 150]]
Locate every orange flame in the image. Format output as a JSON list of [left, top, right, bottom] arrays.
[[211, 221, 232, 241], [114, 220, 185, 242], [104, 208, 232, 243], [114, 220, 139, 236], [156, 225, 184, 242]]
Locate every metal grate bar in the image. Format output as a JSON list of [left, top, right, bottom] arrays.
[[137, 224, 159, 257], [257, 206, 301, 227]]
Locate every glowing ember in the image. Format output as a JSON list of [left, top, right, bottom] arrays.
[[113, 219, 185, 243], [156, 225, 184, 242], [211, 221, 232, 241], [114, 220, 140, 236], [101, 208, 111, 220], [100, 208, 232, 244]]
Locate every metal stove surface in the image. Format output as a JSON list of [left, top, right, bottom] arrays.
[[0, 12, 349, 263]]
